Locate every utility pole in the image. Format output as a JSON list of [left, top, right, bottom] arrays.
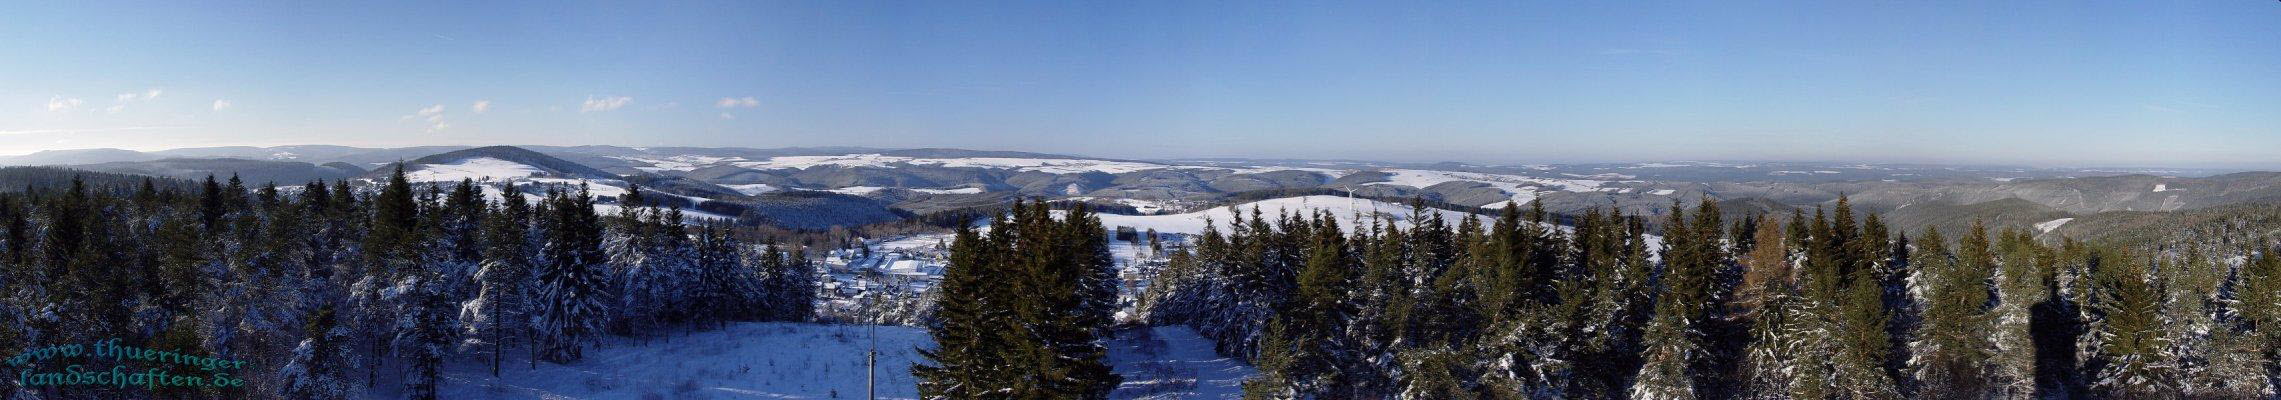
[[866, 283, 879, 400]]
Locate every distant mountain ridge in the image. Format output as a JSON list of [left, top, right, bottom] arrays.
[[72, 158, 365, 184], [7, 143, 2280, 234]]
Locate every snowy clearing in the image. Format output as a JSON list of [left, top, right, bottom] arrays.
[[405, 157, 543, 182], [911, 187, 984, 194], [613, 155, 745, 172], [1107, 327, 1254, 399], [417, 322, 929, 400], [735, 154, 1179, 174], [723, 183, 780, 196], [404, 323, 1248, 400], [1366, 169, 1611, 206], [2036, 217, 2074, 233], [826, 186, 888, 195]]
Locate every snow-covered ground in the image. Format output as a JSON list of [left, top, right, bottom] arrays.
[[734, 154, 1180, 175], [2036, 217, 2074, 233], [618, 152, 1348, 178], [616, 155, 745, 172], [405, 157, 543, 182], [416, 322, 929, 400], [403, 323, 1249, 400], [1099, 195, 1656, 260], [1065, 197, 1191, 215], [1369, 168, 1611, 206], [1106, 327, 1253, 399], [826, 186, 985, 196], [1095, 195, 1493, 235], [723, 183, 779, 196]]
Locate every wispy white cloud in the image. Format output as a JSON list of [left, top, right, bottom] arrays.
[[471, 100, 491, 113], [212, 99, 232, 111], [114, 88, 163, 102], [404, 104, 449, 132], [718, 112, 735, 120], [581, 95, 632, 112], [715, 96, 759, 108], [105, 88, 166, 113], [46, 96, 84, 112]]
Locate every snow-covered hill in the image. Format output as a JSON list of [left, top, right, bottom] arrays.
[[403, 157, 547, 182], [1095, 195, 1493, 235], [400, 322, 1250, 400], [1096, 195, 1660, 259]]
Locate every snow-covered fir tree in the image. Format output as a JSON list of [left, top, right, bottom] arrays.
[[535, 187, 610, 364]]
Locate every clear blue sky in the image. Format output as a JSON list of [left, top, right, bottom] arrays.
[[3, 1, 2277, 168]]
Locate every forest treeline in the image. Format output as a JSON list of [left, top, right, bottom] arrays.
[[915, 201, 1125, 398], [0, 167, 819, 399], [1141, 198, 2281, 399]]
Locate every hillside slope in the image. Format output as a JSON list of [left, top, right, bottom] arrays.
[[1882, 198, 2075, 238], [385, 145, 619, 181]]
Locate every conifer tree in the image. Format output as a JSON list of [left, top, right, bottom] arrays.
[[1263, 214, 1360, 396], [2086, 250, 2175, 397], [365, 164, 422, 278], [918, 201, 1120, 398], [779, 248, 816, 322], [1912, 225, 1996, 398], [1826, 198, 1899, 399], [916, 223, 1006, 398], [1638, 301, 1700, 400], [1242, 320, 1303, 400], [469, 182, 532, 376], [535, 187, 609, 363], [1739, 215, 1801, 399], [1634, 204, 1703, 400], [2233, 248, 2281, 395], [279, 307, 354, 400], [1989, 228, 2046, 398]]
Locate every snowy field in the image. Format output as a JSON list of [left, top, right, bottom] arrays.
[[404, 157, 544, 182], [1370, 168, 1613, 207], [2036, 217, 2075, 233], [414, 323, 929, 400], [1095, 195, 1495, 235], [394, 323, 1249, 400]]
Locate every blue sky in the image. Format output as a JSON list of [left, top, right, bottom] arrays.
[[3, 1, 2277, 168]]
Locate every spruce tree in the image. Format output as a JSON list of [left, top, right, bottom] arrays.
[[1989, 228, 2046, 398], [1634, 203, 1703, 400], [279, 307, 354, 400], [1911, 224, 1997, 398], [920, 201, 1120, 398], [535, 186, 609, 363], [1277, 214, 1361, 396], [470, 182, 532, 376], [2231, 248, 2281, 395], [1827, 198, 1898, 399], [916, 223, 1007, 398], [2087, 249, 2176, 397]]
